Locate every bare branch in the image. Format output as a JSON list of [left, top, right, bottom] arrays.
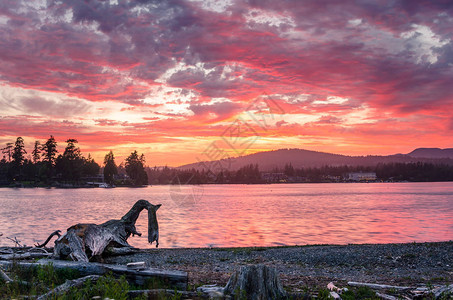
[[35, 230, 61, 248]]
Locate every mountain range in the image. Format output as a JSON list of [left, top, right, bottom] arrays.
[[177, 148, 453, 171]]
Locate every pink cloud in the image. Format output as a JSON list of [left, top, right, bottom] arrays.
[[0, 0, 452, 164]]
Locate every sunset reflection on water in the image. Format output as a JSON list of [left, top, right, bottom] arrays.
[[0, 182, 452, 248]]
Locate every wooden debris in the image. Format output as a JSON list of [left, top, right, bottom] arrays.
[[0, 259, 187, 290], [35, 230, 61, 248], [6, 237, 22, 247], [0, 248, 13, 255], [197, 284, 225, 298], [375, 292, 398, 300], [127, 289, 201, 299], [127, 261, 146, 270], [36, 275, 100, 300], [0, 267, 13, 283], [105, 246, 139, 256], [0, 265, 30, 286], [53, 199, 161, 262], [224, 264, 287, 300], [433, 284, 453, 298], [329, 291, 341, 299], [348, 281, 412, 291], [0, 252, 51, 260]]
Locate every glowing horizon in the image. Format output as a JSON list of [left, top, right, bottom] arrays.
[[1, 1, 452, 167]]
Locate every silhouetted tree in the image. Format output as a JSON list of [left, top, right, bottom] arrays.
[[10, 137, 27, 180], [103, 151, 118, 185], [31, 140, 41, 163], [1, 142, 13, 162], [83, 154, 100, 177], [63, 139, 81, 160], [125, 150, 148, 186], [42, 135, 58, 171], [56, 139, 85, 181], [12, 137, 26, 166]]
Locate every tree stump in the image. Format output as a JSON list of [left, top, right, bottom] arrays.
[[224, 264, 288, 300]]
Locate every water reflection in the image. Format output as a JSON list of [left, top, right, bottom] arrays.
[[0, 182, 452, 248]]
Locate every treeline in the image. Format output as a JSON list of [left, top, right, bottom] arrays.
[[280, 162, 453, 182], [0, 136, 148, 187], [147, 162, 453, 184], [147, 164, 263, 184], [375, 162, 453, 182]]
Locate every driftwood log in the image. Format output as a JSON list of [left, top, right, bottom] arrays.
[[36, 275, 100, 300], [52, 199, 161, 262], [0, 259, 187, 290]]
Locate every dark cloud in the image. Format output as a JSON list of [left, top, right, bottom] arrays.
[[18, 96, 91, 117], [189, 100, 243, 120]]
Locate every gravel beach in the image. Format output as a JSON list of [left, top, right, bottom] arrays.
[[105, 241, 453, 292]]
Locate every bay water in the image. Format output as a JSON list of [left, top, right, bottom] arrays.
[[0, 182, 452, 248]]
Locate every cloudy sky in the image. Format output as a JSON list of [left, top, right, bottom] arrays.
[[1, 0, 452, 166]]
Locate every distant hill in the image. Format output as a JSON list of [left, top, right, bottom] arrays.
[[177, 148, 453, 171], [407, 148, 453, 159]]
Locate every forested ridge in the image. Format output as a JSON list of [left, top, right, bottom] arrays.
[[2, 137, 453, 187]]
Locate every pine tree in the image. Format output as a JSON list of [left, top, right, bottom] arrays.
[[42, 135, 58, 167], [32, 141, 41, 163], [103, 151, 118, 185], [125, 150, 148, 186]]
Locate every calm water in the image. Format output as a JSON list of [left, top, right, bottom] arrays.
[[0, 182, 452, 248]]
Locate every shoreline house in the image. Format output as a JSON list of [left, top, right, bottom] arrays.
[[346, 172, 377, 182]]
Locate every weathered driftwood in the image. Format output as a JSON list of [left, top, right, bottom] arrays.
[[375, 292, 398, 300], [104, 246, 140, 256], [0, 265, 30, 286], [6, 237, 22, 247], [35, 230, 61, 248], [127, 261, 146, 270], [0, 247, 51, 260], [433, 284, 453, 299], [0, 259, 187, 289], [0, 267, 13, 283], [52, 199, 161, 262], [348, 281, 413, 291], [197, 284, 225, 298], [0, 248, 13, 255], [128, 289, 204, 299], [224, 265, 288, 300], [0, 252, 51, 260], [36, 275, 100, 300]]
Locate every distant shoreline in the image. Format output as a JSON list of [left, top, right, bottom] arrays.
[[2, 180, 453, 189]]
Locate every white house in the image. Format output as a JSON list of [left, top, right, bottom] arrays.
[[347, 172, 377, 181]]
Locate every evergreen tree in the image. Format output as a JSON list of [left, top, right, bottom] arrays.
[[42, 135, 58, 168], [63, 139, 81, 160], [1, 142, 13, 162], [10, 137, 27, 180], [56, 139, 84, 181], [83, 154, 100, 177], [125, 150, 148, 186], [103, 151, 118, 185], [12, 137, 27, 167], [31, 141, 41, 163]]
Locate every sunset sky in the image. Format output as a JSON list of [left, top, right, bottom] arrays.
[[1, 0, 453, 167]]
